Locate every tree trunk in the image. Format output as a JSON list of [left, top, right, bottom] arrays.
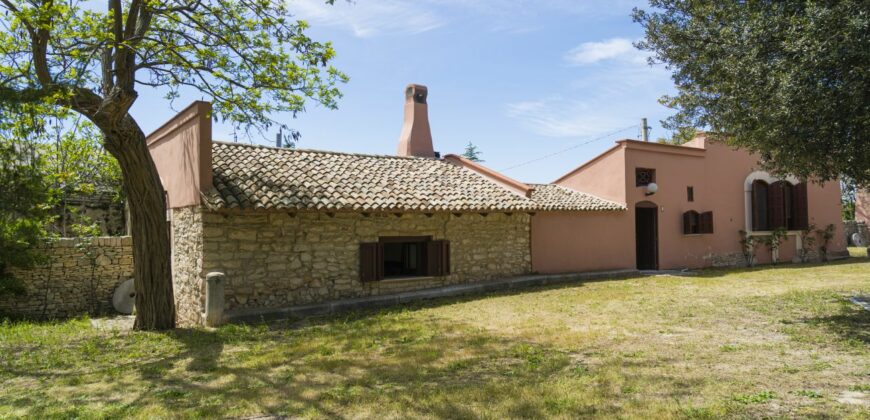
[[101, 114, 175, 330]]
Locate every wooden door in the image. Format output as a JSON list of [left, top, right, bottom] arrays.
[[635, 206, 658, 270]]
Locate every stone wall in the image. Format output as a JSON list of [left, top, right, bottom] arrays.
[[192, 210, 531, 315], [170, 206, 206, 327], [0, 237, 133, 319]]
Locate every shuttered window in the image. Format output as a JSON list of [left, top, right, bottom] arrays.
[[359, 242, 383, 282], [700, 211, 714, 234], [683, 210, 713, 235], [751, 180, 809, 231], [426, 240, 451, 276], [752, 180, 769, 231], [683, 210, 700, 234], [360, 237, 450, 281], [793, 183, 809, 230]]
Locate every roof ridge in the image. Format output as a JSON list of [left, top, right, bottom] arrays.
[[211, 140, 441, 161]]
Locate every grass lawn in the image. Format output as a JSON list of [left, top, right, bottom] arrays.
[[2, 254, 869, 418]]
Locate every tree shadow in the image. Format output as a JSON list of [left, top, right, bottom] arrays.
[[798, 301, 870, 345]]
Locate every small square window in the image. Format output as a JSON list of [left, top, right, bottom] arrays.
[[687, 186, 694, 202], [636, 168, 656, 187]]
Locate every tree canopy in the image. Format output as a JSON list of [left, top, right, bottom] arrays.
[[634, 1, 869, 185], [462, 142, 484, 162], [0, 0, 347, 329]]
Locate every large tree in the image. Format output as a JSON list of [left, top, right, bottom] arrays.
[[0, 0, 347, 329], [634, 1, 869, 185]]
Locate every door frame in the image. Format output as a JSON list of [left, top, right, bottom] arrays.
[[635, 201, 659, 270]]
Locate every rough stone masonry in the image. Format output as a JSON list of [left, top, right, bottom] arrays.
[[0, 237, 133, 319], [170, 207, 531, 326]]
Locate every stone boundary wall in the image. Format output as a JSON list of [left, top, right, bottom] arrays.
[[191, 210, 531, 316], [0, 237, 133, 319]]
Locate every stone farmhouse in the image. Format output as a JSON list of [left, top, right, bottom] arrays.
[[147, 85, 847, 327]]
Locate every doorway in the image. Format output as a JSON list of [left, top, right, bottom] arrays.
[[635, 202, 659, 270]]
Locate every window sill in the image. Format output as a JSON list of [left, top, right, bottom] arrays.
[[379, 276, 436, 284]]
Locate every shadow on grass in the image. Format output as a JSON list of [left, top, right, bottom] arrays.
[[1, 307, 712, 418], [800, 302, 870, 346]]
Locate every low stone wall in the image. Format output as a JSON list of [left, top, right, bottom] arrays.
[[186, 210, 531, 317], [0, 237, 133, 319]]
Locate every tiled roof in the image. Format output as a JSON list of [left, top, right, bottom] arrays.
[[207, 142, 539, 212], [528, 184, 625, 211]]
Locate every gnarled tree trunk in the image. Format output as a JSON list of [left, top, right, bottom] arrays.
[[101, 114, 175, 330]]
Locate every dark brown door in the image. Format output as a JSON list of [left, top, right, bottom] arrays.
[[636, 205, 658, 270]]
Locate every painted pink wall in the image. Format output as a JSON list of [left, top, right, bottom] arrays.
[[531, 211, 633, 273], [532, 136, 847, 273], [146, 101, 212, 209], [857, 190, 870, 224], [555, 145, 626, 204]]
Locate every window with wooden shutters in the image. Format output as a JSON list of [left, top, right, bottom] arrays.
[[683, 210, 700, 234], [363, 236, 450, 280], [793, 183, 809, 230], [426, 240, 451, 276], [359, 242, 383, 282], [752, 180, 769, 231], [769, 181, 788, 229], [700, 211, 714, 234]]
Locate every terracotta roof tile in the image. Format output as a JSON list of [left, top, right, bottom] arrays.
[[207, 142, 625, 213], [528, 184, 625, 211], [207, 142, 538, 212]]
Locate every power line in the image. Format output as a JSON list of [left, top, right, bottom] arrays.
[[501, 124, 637, 171]]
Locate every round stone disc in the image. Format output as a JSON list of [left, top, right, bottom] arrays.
[[112, 278, 136, 314]]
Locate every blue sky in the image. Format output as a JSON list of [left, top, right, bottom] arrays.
[[131, 0, 677, 184]]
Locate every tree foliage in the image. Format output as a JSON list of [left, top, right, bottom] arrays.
[[634, 1, 869, 185], [462, 141, 484, 162], [0, 126, 52, 296], [0, 0, 347, 329]]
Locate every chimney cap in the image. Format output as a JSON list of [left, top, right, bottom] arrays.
[[405, 84, 428, 104]]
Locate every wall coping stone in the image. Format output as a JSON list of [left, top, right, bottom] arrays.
[[225, 268, 639, 324]]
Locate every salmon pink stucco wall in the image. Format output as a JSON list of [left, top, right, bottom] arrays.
[[532, 136, 846, 273], [146, 101, 212, 209], [531, 211, 633, 273]]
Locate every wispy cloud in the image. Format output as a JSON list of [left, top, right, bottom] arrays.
[[564, 38, 647, 65], [291, 0, 444, 38], [506, 37, 672, 139], [505, 97, 634, 138]]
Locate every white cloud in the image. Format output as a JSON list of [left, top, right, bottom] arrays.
[[564, 38, 647, 65], [291, 0, 444, 38], [505, 97, 633, 138]]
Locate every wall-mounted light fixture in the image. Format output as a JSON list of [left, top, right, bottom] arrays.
[[645, 182, 658, 196]]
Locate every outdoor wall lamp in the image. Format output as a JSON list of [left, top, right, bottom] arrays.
[[645, 182, 658, 196]]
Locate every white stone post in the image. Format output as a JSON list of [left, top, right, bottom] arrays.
[[205, 272, 225, 327]]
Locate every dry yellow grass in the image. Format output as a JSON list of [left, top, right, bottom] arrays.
[[1, 255, 868, 418]]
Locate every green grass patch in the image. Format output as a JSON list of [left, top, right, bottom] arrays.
[[1, 258, 869, 418]]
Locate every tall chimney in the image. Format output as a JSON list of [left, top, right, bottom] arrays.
[[397, 84, 435, 158]]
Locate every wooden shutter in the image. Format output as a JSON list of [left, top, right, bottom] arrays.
[[683, 211, 700, 234], [426, 240, 450, 276], [359, 242, 383, 282], [752, 181, 767, 230], [769, 181, 786, 229], [794, 183, 809, 230], [683, 211, 692, 234], [700, 211, 714, 234]]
